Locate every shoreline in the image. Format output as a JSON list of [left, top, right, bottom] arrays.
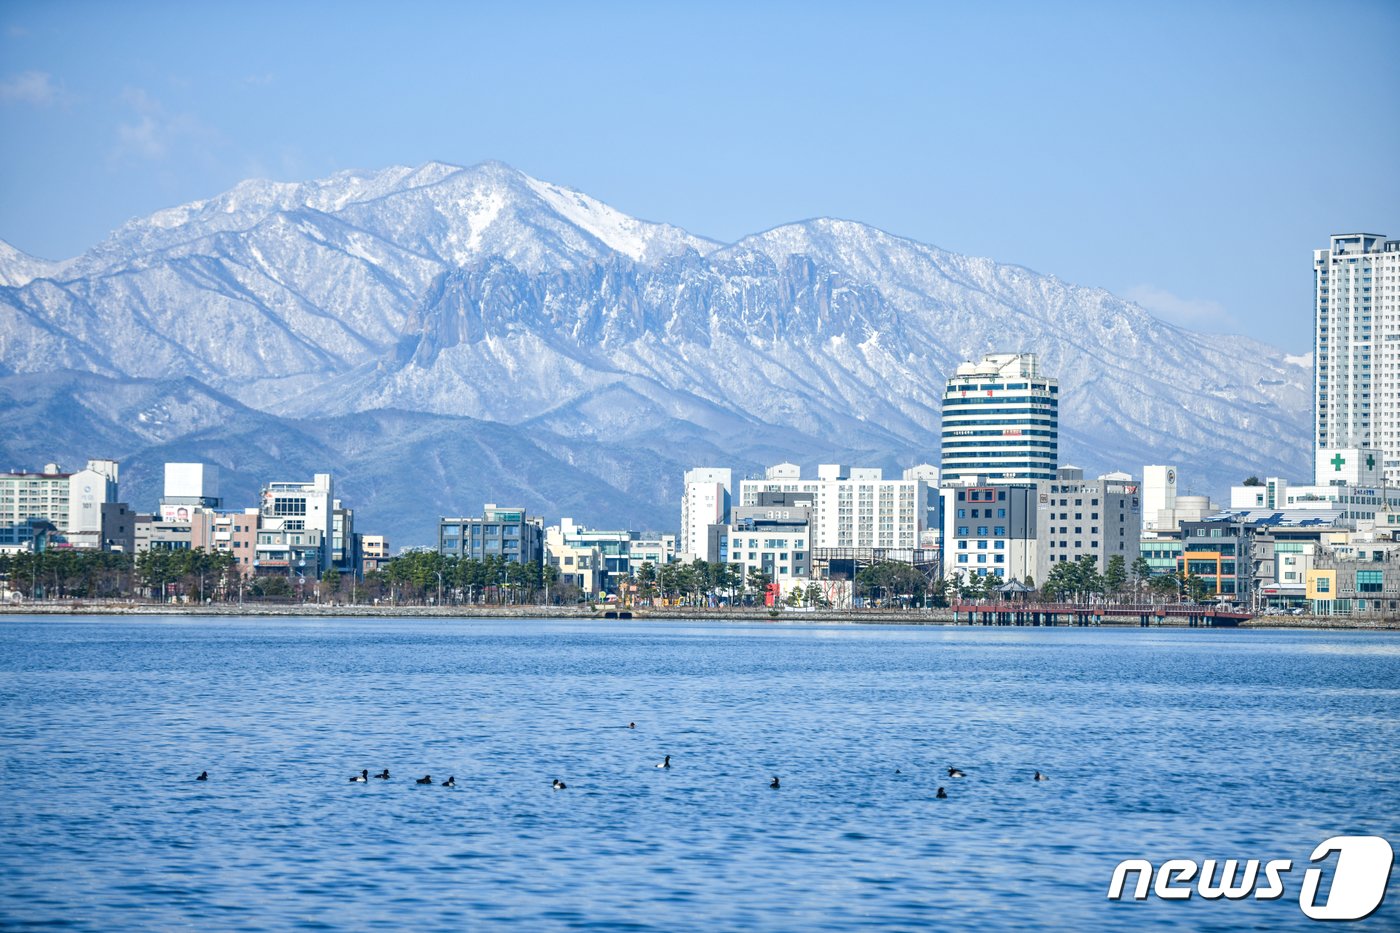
[[1, 602, 1397, 630]]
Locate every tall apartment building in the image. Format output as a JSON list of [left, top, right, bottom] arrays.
[[737, 463, 938, 551], [680, 468, 732, 560], [1314, 233, 1400, 484], [941, 353, 1059, 484], [0, 459, 121, 550]]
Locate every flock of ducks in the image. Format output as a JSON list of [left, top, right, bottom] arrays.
[[195, 732, 1049, 798]]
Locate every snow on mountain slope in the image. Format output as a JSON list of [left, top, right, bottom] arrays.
[[0, 161, 1313, 535], [0, 239, 72, 287]]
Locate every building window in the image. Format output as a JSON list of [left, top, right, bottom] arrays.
[[272, 497, 307, 517], [1357, 570, 1383, 593]]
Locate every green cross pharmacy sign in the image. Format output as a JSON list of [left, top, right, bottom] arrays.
[[1332, 452, 1378, 473]]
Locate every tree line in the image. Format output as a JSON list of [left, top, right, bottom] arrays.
[[0, 548, 1216, 606]]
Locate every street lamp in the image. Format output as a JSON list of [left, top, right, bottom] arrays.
[[433, 570, 444, 607]]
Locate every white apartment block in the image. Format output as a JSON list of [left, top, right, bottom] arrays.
[[679, 467, 731, 561], [941, 353, 1058, 484], [0, 459, 120, 549], [737, 462, 938, 551], [1314, 233, 1400, 484]]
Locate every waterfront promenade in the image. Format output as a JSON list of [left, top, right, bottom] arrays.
[[2, 600, 1396, 629]]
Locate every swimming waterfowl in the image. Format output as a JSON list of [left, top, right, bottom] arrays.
[[770, 776, 780, 789], [552, 779, 567, 790], [936, 786, 948, 799], [1033, 770, 1046, 781], [657, 755, 671, 769], [416, 775, 433, 785], [628, 722, 636, 729], [196, 771, 207, 781], [350, 769, 368, 783], [374, 769, 390, 780], [947, 767, 966, 778], [442, 776, 456, 787]]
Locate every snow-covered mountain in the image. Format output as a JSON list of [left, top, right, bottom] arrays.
[[0, 160, 1311, 543]]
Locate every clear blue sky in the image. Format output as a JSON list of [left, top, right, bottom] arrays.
[[2, 0, 1397, 352]]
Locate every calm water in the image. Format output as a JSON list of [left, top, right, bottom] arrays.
[[0, 617, 1397, 931]]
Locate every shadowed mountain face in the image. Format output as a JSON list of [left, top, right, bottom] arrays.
[[0, 161, 1309, 544]]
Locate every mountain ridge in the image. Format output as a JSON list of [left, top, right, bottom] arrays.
[[0, 160, 1311, 544]]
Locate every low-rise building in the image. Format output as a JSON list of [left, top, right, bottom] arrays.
[[160, 462, 221, 521], [361, 535, 390, 575], [193, 508, 261, 576], [1308, 539, 1400, 616], [718, 504, 813, 591], [259, 474, 334, 574], [439, 504, 545, 565], [941, 481, 1037, 582], [625, 533, 676, 575], [545, 525, 604, 597], [1034, 467, 1141, 578]]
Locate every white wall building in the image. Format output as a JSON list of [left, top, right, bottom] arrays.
[[719, 506, 812, 593], [1142, 465, 1177, 532], [1229, 449, 1399, 526], [259, 473, 334, 573], [679, 467, 731, 561], [625, 533, 676, 575], [738, 463, 938, 551], [159, 462, 222, 522], [941, 353, 1058, 484], [1314, 233, 1400, 484], [66, 459, 120, 543], [0, 459, 120, 550]]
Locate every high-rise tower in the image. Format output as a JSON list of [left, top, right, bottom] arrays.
[[940, 353, 1058, 484], [1314, 233, 1400, 484]]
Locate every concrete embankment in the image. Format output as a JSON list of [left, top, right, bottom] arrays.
[[1, 602, 1396, 629]]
